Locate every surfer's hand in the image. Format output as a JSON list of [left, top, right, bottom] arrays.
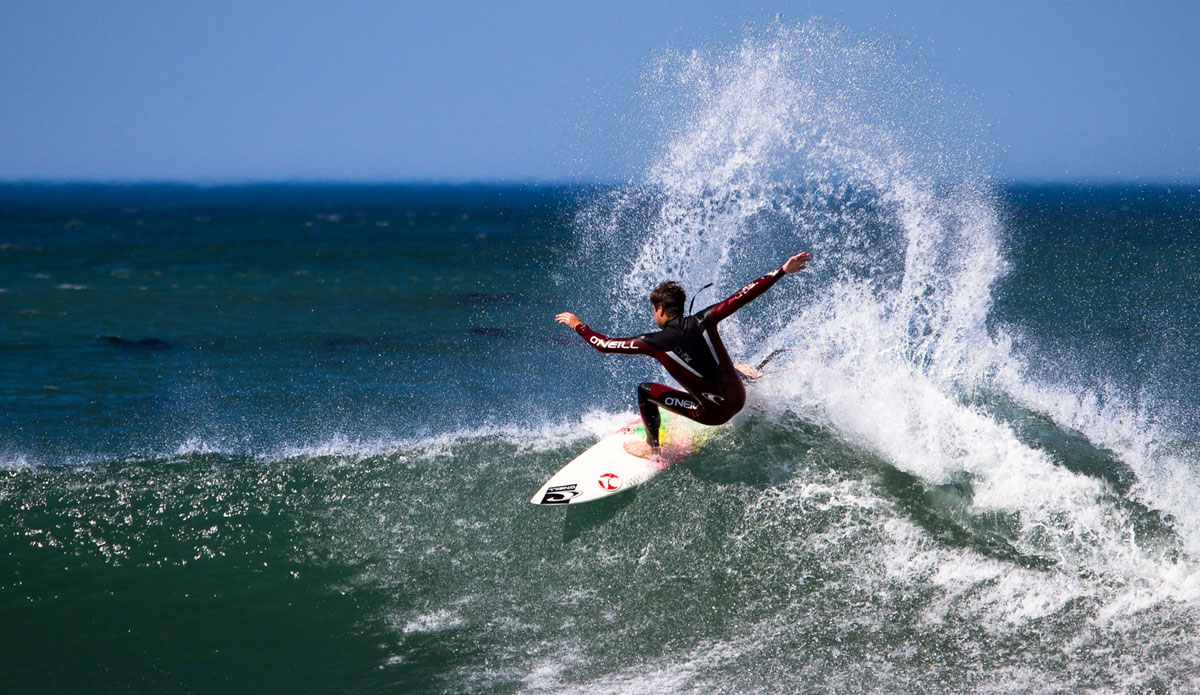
[[555, 312, 582, 330], [782, 252, 811, 274], [734, 363, 762, 380]]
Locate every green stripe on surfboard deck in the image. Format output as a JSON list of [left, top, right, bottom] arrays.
[[632, 411, 714, 448]]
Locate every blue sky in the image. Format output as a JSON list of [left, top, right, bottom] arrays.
[[1, 1, 1196, 183]]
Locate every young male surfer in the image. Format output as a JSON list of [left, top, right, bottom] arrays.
[[555, 251, 811, 458]]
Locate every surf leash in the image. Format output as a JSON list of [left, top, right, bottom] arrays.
[[688, 282, 714, 316], [754, 348, 796, 371], [753, 349, 856, 377]]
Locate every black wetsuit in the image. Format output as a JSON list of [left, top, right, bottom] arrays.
[[574, 265, 788, 445]]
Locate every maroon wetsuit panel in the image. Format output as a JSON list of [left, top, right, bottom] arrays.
[[574, 265, 786, 426]]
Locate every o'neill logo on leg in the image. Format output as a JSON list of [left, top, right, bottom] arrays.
[[598, 473, 622, 491]]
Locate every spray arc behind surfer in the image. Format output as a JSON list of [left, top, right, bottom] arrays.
[[556, 251, 811, 458]]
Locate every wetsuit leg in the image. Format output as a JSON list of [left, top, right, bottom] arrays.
[[637, 383, 663, 446]]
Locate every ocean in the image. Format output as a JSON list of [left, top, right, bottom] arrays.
[[4, 24, 1200, 695]]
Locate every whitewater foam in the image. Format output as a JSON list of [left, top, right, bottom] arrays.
[[566, 20, 1200, 692], [991, 357, 1200, 556]]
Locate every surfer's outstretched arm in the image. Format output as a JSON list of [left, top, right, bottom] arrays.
[[706, 252, 811, 323], [555, 312, 652, 355]]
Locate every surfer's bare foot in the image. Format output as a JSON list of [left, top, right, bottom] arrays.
[[734, 363, 762, 379], [623, 439, 659, 460]]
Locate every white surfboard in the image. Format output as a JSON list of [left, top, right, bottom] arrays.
[[530, 412, 711, 505]]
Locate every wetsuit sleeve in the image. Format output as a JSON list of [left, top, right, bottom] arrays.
[[706, 266, 788, 323], [574, 323, 653, 355]]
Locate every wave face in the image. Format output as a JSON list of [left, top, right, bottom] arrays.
[[3, 22, 1200, 695]]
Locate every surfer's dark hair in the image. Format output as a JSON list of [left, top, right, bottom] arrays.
[[650, 281, 685, 318]]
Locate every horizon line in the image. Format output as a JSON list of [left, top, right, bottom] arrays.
[[0, 176, 1197, 188]]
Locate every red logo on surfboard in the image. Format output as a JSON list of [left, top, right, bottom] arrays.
[[598, 473, 622, 491]]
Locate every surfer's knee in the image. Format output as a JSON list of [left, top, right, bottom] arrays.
[[637, 382, 669, 403]]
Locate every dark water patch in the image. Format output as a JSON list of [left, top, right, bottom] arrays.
[[317, 335, 379, 350], [457, 291, 521, 306], [99, 335, 172, 351], [309, 335, 422, 355]]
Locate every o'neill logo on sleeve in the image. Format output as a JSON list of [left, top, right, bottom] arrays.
[[589, 336, 637, 350], [730, 279, 760, 301]]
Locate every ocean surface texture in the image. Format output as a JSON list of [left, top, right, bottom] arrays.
[[3, 180, 1197, 694], [4, 26, 1200, 695]]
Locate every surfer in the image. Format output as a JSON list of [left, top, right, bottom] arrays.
[[556, 252, 811, 458]]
